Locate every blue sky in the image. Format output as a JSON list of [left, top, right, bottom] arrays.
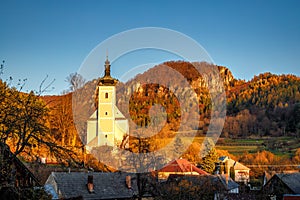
[[0, 0, 299, 94]]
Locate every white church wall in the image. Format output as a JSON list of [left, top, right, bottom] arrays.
[[87, 117, 97, 145]]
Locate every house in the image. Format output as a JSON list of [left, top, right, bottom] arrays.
[[263, 173, 300, 200], [263, 171, 277, 186], [157, 174, 239, 199], [216, 174, 240, 194], [0, 142, 40, 188], [263, 171, 299, 186], [219, 156, 250, 184], [283, 194, 300, 200], [45, 172, 153, 200], [157, 158, 208, 180], [86, 57, 129, 151]]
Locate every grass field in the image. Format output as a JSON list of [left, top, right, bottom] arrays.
[[220, 137, 300, 157], [216, 145, 259, 155], [155, 135, 300, 158]]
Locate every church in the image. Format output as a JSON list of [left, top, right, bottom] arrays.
[[86, 57, 129, 151]]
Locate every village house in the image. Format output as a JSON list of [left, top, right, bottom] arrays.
[[263, 170, 299, 186], [0, 142, 40, 188], [263, 171, 277, 186], [45, 172, 153, 200], [157, 158, 208, 180], [86, 57, 129, 151], [219, 156, 250, 184], [0, 142, 41, 199], [156, 174, 239, 199], [171, 174, 239, 194], [263, 173, 300, 200]]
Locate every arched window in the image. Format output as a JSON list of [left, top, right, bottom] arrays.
[[105, 92, 108, 99]]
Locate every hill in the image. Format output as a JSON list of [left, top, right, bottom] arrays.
[[42, 61, 300, 142], [114, 61, 300, 138]]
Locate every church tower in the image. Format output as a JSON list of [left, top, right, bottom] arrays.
[[86, 57, 128, 151], [96, 57, 118, 146]]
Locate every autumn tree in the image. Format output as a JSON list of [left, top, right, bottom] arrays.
[[181, 138, 218, 174], [126, 133, 162, 200], [293, 148, 300, 163], [47, 93, 78, 147], [65, 72, 85, 92], [0, 80, 49, 156], [287, 103, 300, 136], [0, 78, 79, 165], [216, 149, 236, 160], [0, 60, 4, 77], [182, 142, 201, 163], [0, 74, 81, 199]]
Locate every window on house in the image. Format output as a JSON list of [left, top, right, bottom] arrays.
[[105, 112, 108, 115], [105, 135, 107, 138], [105, 92, 108, 99]]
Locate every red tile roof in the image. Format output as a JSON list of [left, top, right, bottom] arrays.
[[159, 158, 208, 175]]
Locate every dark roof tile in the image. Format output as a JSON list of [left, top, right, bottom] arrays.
[[276, 173, 300, 194], [46, 172, 140, 199]]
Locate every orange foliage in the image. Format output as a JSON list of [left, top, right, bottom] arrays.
[[240, 150, 277, 165], [216, 149, 236, 160], [293, 148, 300, 163]]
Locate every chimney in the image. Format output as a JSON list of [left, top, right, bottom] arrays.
[[126, 175, 131, 189], [220, 162, 225, 175], [215, 162, 220, 175], [87, 175, 94, 193], [225, 173, 229, 187], [225, 160, 229, 176]]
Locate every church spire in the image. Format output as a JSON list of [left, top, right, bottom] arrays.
[[104, 56, 111, 77], [98, 55, 118, 86]]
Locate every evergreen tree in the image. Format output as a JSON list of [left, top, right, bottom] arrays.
[[174, 137, 183, 157], [199, 147, 219, 174], [198, 138, 219, 174]]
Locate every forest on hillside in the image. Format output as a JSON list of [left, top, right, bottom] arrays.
[[1, 61, 300, 174], [116, 61, 300, 139], [40, 61, 300, 148]]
